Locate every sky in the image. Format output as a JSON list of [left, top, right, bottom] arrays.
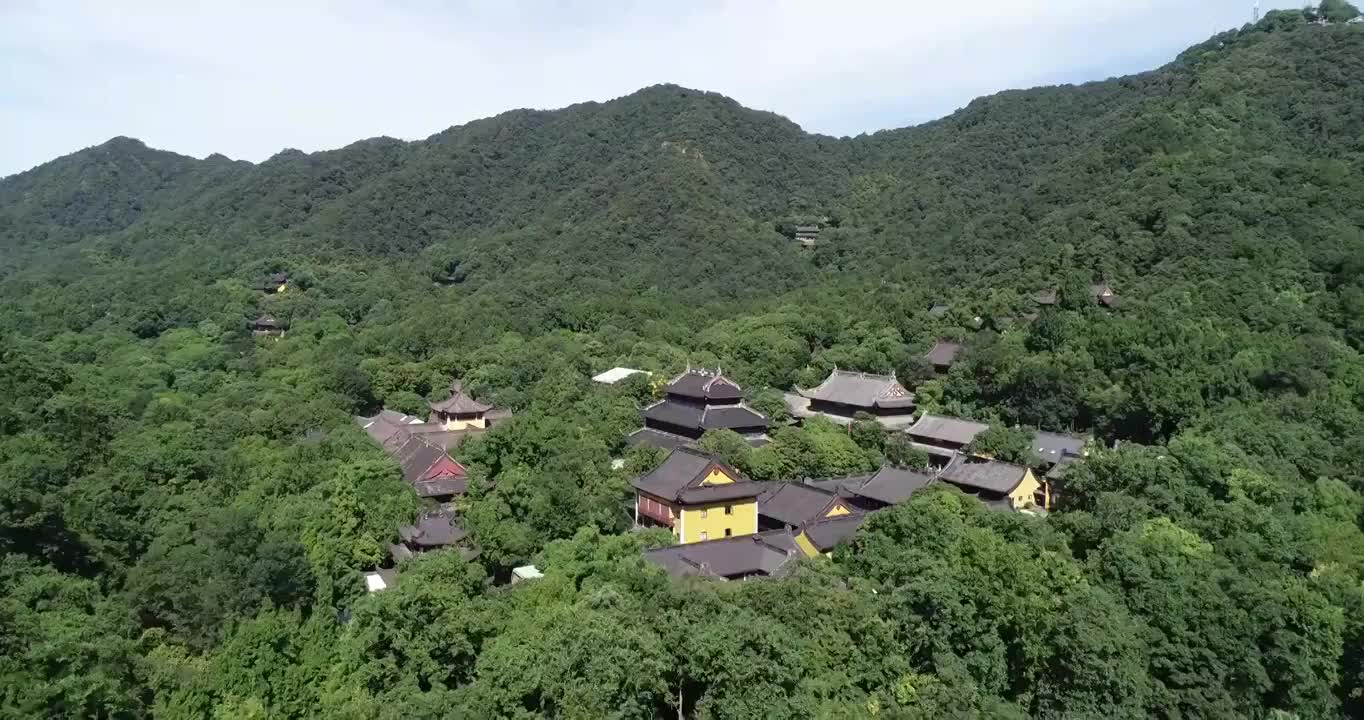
[[0, 0, 1304, 178]]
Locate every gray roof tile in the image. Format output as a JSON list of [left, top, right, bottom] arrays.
[[799, 369, 916, 410], [941, 455, 1029, 494], [906, 414, 990, 446]]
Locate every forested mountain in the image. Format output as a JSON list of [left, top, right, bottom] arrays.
[[2, 9, 1364, 719]]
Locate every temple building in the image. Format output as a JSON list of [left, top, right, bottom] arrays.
[[805, 465, 935, 512], [356, 409, 472, 502], [255, 271, 289, 294], [924, 340, 963, 373], [251, 313, 285, 337], [627, 368, 770, 450], [428, 380, 510, 431], [631, 448, 765, 544], [389, 508, 476, 562], [794, 369, 917, 428], [643, 531, 803, 580], [904, 414, 990, 463], [757, 482, 867, 557], [939, 455, 1044, 510]]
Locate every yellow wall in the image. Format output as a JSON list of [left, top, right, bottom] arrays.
[[441, 415, 487, 431], [678, 499, 757, 543], [794, 531, 820, 558], [1010, 469, 1042, 509], [825, 503, 851, 518], [700, 467, 735, 485]]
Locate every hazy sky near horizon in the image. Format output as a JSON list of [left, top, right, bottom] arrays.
[[2, 0, 1300, 178]]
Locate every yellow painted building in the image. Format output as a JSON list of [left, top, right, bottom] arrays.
[[1011, 468, 1042, 509], [677, 498, 758, 544], [940, 455, 1045, 510], [632, 448, 765, 545]]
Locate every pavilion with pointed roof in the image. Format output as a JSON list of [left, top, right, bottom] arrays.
[[427, 380, 511, 431]]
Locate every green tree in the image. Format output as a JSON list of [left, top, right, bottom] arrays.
[[1319, 0, 1361, 22], [966, 425, 1032, 464]]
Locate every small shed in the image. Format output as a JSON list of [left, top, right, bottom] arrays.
[[511, 565, 544, 584]]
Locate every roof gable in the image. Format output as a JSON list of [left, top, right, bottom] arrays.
[[801, 514, 867, 552], [758, 482, 858, 527], [799, 369, 915, 409], [632, 448, 753, 502], [666, 368, 744, 401]]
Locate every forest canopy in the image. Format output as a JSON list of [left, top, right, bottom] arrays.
[[2, 13, 1364, 719]]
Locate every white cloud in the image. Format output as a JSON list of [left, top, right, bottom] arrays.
[[0, 0, 1300, 177]]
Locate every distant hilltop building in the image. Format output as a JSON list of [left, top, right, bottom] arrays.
[[794, 225, 820, 246], [254, 271, 289, 294], [1034, 282, 1120, 309], [627, 367, 770, 450], [250, 313, 285, 337]]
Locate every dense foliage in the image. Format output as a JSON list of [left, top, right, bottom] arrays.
[[2, 12, 1363, 718]]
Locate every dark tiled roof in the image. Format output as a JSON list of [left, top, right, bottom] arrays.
[[412, 475, 469, 498], [924, 341, 963, 368], [678, 483, 767, 504], [794, 225, 820, 233], [701, 404, 768, 430], [802, 514, 867, 552], [757, 483, 851, 527], [642, 398, 768, 432], [253, 314, 284, 329], [633, 448, 715, 497], [356, 414, 470, 497], [356, 411, 416, 445], [806, 465, 934, 507], [1031, 431, 1086, 466], [928, 304, 950, 318], [643, 530, 801, 580], [1091, 283, 1118, 307], [429, 381, 493, 415], [398, 509, 466, 548], [941, 455, 1029, 494], [850, 465, 935, 505], [391, 437, 448, 483], [666, 369, 744, 401], [626, 427, 696, 451], [799, 370, 916, 410], [805, 472, 876, 497], [406, 425, 482, 451], [389, 543, 414, 562], [1046, 454, 1082, 480], [643, 398, 705, 427], [631, 448, 761, 503], [906, 414, 990, 446]]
